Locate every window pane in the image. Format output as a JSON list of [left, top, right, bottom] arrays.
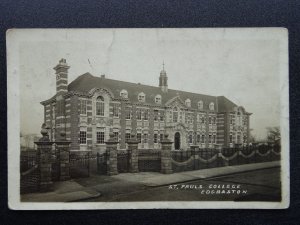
[[79, 131, 87, 144], [160, 111, 164, 121], [154, 110, 158, 121], [126, 107, 131, 119], [137, 108, 142, 120], [96, 102, 104, 116], [125, 133, 131, 142], [96, 131, 105, 144], [137, 133, 142, 143], [154, 134, 158, 143], [80, 100, 87, 115], [143, 109, 149, 120], [112, 103, 119, 117]]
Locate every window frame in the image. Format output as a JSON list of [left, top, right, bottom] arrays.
[[96, 96, 105, 116], [79, 99, 87, 115], [79, 130, 87, 144], [96, 131, 105, 144]]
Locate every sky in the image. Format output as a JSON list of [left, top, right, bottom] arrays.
[[17, 29, 285, 140]]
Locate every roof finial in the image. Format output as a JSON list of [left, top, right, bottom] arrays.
[[162, 60, 165, 71]]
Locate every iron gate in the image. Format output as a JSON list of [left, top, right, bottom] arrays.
[[69, 151, 91, 178], [117, 150, 130, 173], [97, 152, 108, 174]]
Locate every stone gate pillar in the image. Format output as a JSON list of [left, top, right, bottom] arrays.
[[160, 134, 173, 174], [55, 131, 71, 181], [105, 133, 119, 175], [34, 123, 54, 192], [127, 133, 139, 173]]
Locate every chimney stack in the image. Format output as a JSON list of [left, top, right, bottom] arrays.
[[53, 58, 70, 95]]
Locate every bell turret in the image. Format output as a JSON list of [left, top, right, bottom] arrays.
[[159, 61, 168, 93]]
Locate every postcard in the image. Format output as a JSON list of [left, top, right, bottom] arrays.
[[7, 28, 289, 209]]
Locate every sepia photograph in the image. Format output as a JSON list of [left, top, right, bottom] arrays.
[[7, 28, 289, 209]]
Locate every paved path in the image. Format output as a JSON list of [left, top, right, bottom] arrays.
[[138, 161, 280, 187], [21, 161, 280, 202]]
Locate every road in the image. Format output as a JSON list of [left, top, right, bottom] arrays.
[[79, 167, 281, 202]]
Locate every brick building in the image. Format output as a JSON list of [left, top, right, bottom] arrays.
[[41, 59, 251, 152]]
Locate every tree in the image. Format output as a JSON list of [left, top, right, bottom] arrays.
[[266, 127, 280, 142]]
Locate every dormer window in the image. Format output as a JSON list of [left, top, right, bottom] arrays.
[[120, 89, 128, 98], [138, 92, 145, 102], [185, 98, 191, 107], [155, 94, 162, 104], [198, 100, 203, 110], [209, 102, 215, 111]]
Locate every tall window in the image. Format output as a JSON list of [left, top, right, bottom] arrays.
[[154, 110, 159, 121], [138, 92, 145, 102], [243, 117, 247, 126], [79, 99, 87, 115], [209, 102, 215, 111], [79, 131, 86, 144], [237, 135, 241, 144], [189, 133, 193, 144], [173, 107, 178, 122], [143, 109, 149, 120], [154, 133, 158, 143], [197, 134, 201, 143], [201, 116, 205, 124], [155, 95, 162, 104], [120, 89, 128, 98], [113, 132, 119, 141], [160, 111, 164, 121], [125, 133, 131, 142], [125, 107, 131, 119], [160, 133, 164, 142], [198, 101, 203, 110], [230, 115, 234, 125], [144, 133, 148, 143], [96, 130, 105, 144], [137, 108, 142, 120], [213, 135, 216, 143], [213, 117, 216, 124], [208, 135, 212, 143], [201, 135, 205, 143], [96, 96, 105, 116], [112, 103, 119, 117], [229, 134, 233, 143], [137, 133, 142, 143]]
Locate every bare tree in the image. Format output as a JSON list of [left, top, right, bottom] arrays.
[[266, 126, 280, 142]]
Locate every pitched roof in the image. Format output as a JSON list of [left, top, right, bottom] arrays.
[[67, 73, 238, 112]]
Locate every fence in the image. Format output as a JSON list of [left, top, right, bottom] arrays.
[[20, 136, 281, 194], [20, 151, 40, 194], [138, 149, 161, 172], [171, 144, 281, 172]]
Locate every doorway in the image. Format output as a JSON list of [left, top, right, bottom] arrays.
[[174, 132, 181, 150]]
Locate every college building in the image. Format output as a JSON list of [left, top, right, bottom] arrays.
[[41, 59, 251, 152]]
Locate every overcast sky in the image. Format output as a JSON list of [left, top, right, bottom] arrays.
[[18, 29, 285, 139]]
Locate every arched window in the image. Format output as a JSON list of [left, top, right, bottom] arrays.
[[138, 92, 145, 102], [155, 94, 162, 104], [96, 96, 105, 116], [209, 102, 215, 111], [185, 98, 191, 107], [198, 100, 203, 110], [120, 89, 128, 98]]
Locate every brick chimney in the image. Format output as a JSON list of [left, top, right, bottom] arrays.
[[53, 58, 70, 95]]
